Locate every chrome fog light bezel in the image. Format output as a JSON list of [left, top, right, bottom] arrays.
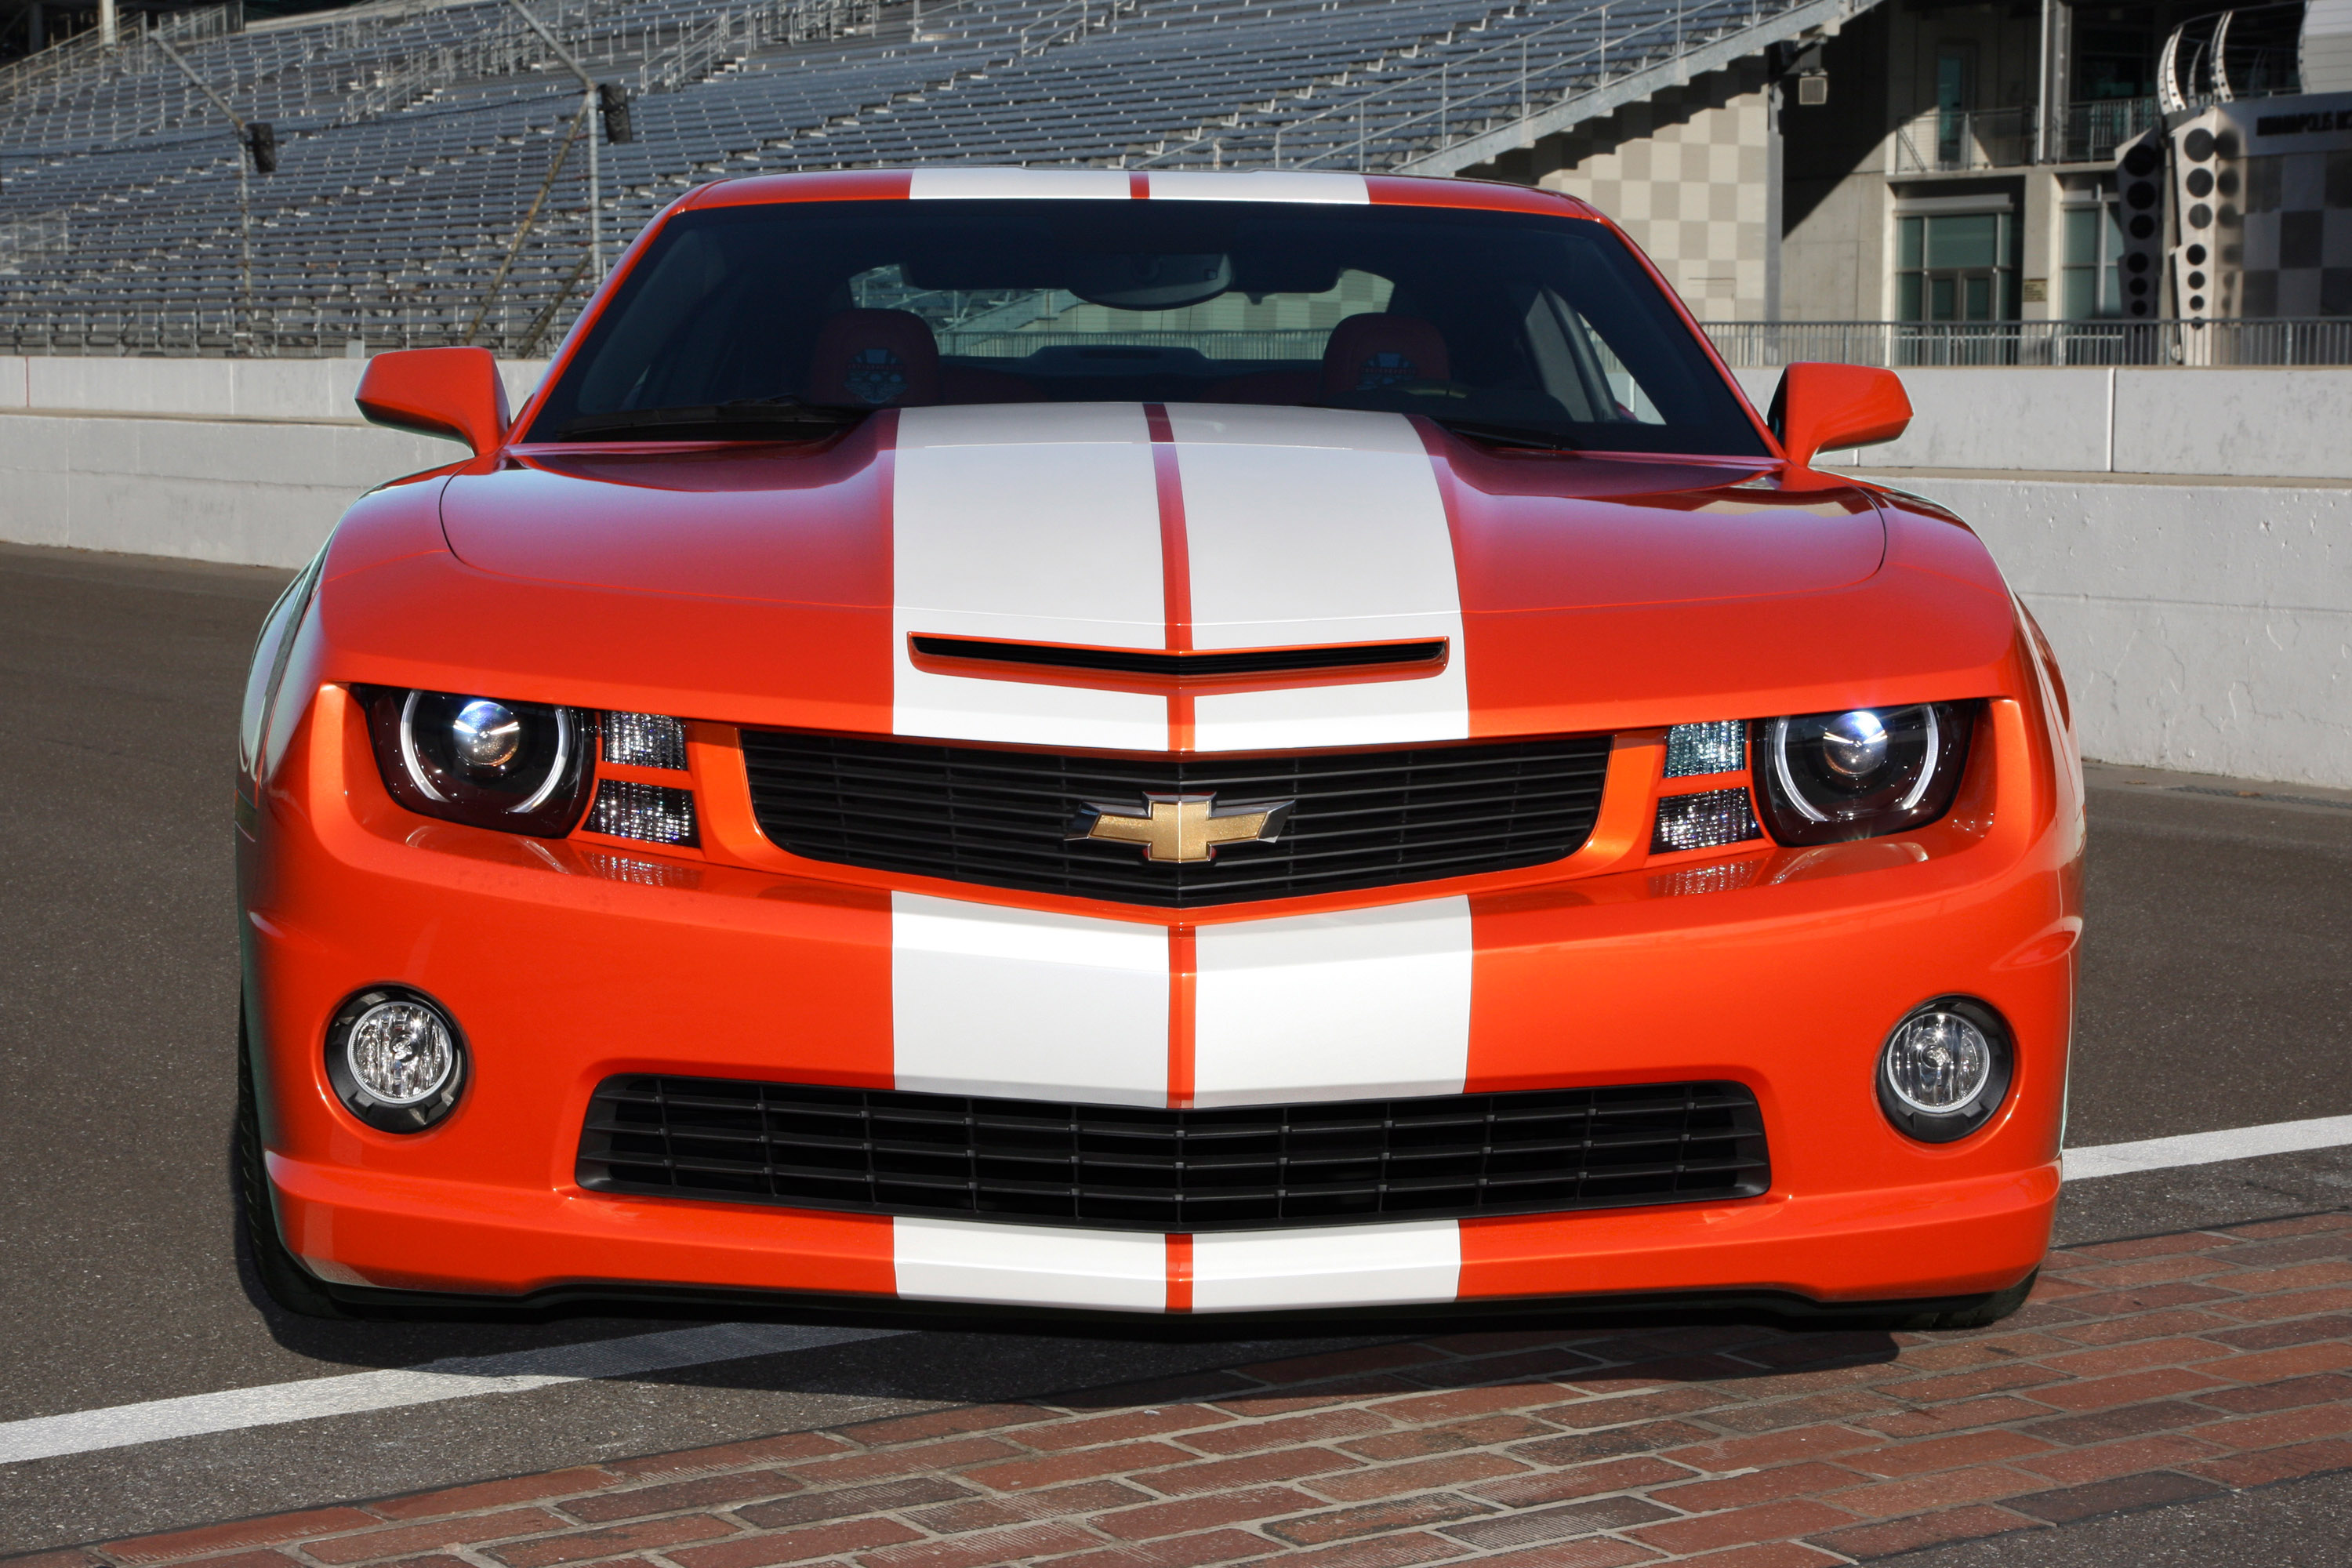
[[325, 985, 468, 1133], [1876, 996, 2013, 1144]]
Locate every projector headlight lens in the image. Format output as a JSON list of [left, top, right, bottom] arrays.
[[358, 685, 594, 837], [449, 699, 524, 772], [325, 987, 467, 1132], [1877, 997, 2012, 1142], [1754, 702, 1975, 845]]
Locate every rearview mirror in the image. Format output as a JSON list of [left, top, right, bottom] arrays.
[[356, 347, 510, 456], [1769, 363, 1911, 469]]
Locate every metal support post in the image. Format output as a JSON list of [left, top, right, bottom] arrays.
[[153, 33, 258, 353], [504, 0, 604, 281], [2035, 0, 2055, 162]]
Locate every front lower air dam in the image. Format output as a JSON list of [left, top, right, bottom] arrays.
[[324, 986, 467, 1132], [1878, 997, 2013, 1144]]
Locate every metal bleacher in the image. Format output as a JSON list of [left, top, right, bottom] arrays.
[[0, 0, 1832, 355]]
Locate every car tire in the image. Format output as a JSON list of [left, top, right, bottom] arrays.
[[236, 1007, 357, 1320], [1896, 1269, 2038, 1332]]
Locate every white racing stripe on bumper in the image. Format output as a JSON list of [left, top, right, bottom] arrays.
[[1192, 895, 1473, 1108], [1192, 1221, 1461, 1312], [891, 891, 1169, 1105], [1166, 406, 1466, 751], [894, 1218, 1167, 1311], [893, 404, 1166, 749]]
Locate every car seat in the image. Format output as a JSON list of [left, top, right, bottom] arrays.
[[1204, 314, 1452, 405]]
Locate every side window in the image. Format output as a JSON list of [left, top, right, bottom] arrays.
[[1517, 287, 1669, 424]]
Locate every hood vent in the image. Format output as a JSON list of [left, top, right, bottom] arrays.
[[909, 635, 1446, 681]]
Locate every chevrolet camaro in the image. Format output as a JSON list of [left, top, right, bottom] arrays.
[[234, 168, 2082, 1327]]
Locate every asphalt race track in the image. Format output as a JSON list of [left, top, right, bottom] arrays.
[[4, 539, 2350, 1563]]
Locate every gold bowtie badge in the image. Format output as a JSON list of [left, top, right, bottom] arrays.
[[1071, 793, 1295, 864]]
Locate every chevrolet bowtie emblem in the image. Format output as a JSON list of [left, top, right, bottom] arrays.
[[1070, 793, 1295, 864]]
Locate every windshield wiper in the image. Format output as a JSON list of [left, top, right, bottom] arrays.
[[1423, 415, 1583, 452], [554, 398, 869, 441]]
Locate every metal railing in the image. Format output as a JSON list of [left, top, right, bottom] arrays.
[[1889, 97, 2162, 172], [0, 3, 243, 107], [9, 308, 2351, 366], [2160, 2, 2305, 113], [1704, 318, 2352, 368], [1890, 106, 2034, 173], [0, 296, 572, 358]]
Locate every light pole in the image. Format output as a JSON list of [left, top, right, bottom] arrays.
[[153, 33, 267, 351], [503, 0, 606, 282]]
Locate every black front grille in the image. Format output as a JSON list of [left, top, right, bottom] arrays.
[[578, 1076, 1771, 1232], [739, 731, 1613, 907]]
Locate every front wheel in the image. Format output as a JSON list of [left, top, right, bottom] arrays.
[[1896, 1269, 2038, 1332], [236, 1008, 355, 1320]]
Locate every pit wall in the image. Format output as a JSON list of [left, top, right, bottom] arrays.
[[0, 359, 2346, 787], [0, 358, 548, 568]]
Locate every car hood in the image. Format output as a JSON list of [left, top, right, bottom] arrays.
[[444, 402, 1885, 618], [349, 402, 2016, 744]]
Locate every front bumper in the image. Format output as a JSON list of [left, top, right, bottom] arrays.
[[241, 688, 2077, 1315]]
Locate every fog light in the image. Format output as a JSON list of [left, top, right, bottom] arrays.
[[1877, 997, 2012, 1143], [325, 987, 467, 1132]]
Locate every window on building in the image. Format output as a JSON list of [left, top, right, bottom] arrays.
[[1896, 211, 2018, 321], [1934, 45, 1976, 167], [2073, 12, 2156, 102], [2060, 200, 2125, 318]]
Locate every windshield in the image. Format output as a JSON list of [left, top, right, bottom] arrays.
[[526, 198, 1767, 457]]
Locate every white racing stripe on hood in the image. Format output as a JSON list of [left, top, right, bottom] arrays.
[[1145, 172, 1370, 203], [1192, 895, 1473, 1108], [891, 891, 1169, 1107], [909, 168, 1133, 200], [893, 403, 1167, 750], [1164, 405, 1467, 751]]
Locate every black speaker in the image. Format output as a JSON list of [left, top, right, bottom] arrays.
[[245, 121, 278, 176], [598, 83, 633, 146], [2112, 129, 2165, 319]]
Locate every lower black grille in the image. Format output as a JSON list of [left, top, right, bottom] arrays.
[[578, 1076, 1771, 1232], [739, 731, 1613, 907]]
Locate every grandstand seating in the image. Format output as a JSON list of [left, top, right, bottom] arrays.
[[0, 0, 1810, 354]]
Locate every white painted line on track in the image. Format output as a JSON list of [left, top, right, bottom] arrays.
[[0, 1322, 903, 1465], [10, 1114, 2352, 1467], [2063, 1112, 2352, 1182]]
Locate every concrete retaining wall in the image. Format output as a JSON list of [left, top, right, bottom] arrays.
[[0, 358, 549, 568], [1870, 471, 2352, 789], [0, 359, 2346, 783]]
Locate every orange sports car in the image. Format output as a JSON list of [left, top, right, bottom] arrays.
[[235, 169, 2082, 1327]]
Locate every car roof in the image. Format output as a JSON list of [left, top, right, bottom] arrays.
[[675, 167, 1605, 223]]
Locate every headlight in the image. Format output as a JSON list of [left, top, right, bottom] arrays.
[[1752, 702, 1974, 845], [358, 685, 594, 836]]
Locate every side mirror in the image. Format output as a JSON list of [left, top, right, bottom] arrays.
[[355, 347, 510, 456], [1768, 362, 1911, 470]]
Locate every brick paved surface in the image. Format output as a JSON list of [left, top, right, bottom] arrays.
[[17, 1215, 2352, 1568]]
